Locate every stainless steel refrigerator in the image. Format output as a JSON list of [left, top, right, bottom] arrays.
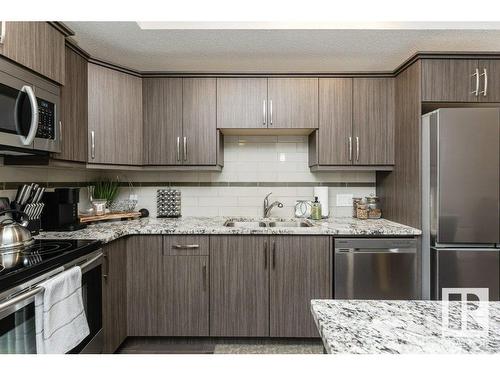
[[422, 108, 500, 301]]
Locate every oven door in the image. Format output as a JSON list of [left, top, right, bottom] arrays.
[[0, 252, 103, 354], [0, 69, 39, 151]]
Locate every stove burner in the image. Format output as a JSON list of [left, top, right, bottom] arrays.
[[21, 241, 73, 256]]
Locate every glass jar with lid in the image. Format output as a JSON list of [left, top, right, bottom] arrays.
[[366, 195, 382, 219]]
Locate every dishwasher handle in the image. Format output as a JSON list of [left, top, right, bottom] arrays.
[[335, 247, 416, 254]]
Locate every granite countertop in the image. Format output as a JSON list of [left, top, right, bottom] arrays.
[[36, 216, 421, 244], [311, 299, 500, 354]]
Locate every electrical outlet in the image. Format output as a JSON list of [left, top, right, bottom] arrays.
[[336, 194, 353, 207]]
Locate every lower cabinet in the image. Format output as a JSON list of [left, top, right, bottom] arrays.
[[210, 236, 270, 336], [270, 236, 332, 337], [102, 238, 127, 353], [210, 235, 332, 338]]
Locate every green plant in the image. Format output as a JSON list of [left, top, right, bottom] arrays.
[[92, 178, 119, 203]]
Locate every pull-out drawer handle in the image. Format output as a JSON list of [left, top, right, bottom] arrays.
[[172, 244, 200, 249]]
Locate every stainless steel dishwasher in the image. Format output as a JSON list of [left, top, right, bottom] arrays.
[[335, 238, 418, 299]]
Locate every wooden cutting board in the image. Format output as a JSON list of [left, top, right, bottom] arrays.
[[79, 211, 141, 223]]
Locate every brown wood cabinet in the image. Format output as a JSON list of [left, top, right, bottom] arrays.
[[126, 236, 162, 336], [217, 78, 268, 129], [102, 238, 127, 353], [0, 22, 65, 84], [143, 78, 221, 166], [421, 59, 500, 103], [87, 63, 143, 165], [353, 78, 395, 165], [267, 78, 318, 129], [161, 256, 209, 336], [142, 78, 183, 165], [210, 236, 269, 336], [269, 236, 331, 338], [311, 77, 394, 168], [55, 45, 88, 162]]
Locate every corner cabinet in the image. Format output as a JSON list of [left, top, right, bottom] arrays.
[[0, 22, 65, 84], [309, 77, 394, 168], [143, 77, 222, 167], [87, 63, 143, 165], [102, 238, 127, 354], [421, 59, 500, 103], [217, 78, 318, 130]]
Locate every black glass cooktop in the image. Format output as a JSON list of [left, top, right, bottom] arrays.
[[0, 239, 101, 292]]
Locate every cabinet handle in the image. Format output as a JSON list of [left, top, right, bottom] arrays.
[[263, 99, 267, 126], [90, 131, 95, 159], [202, 263, 207, 291], [356, 136, 359, 162], [269, 99, 273, 126], [479, 68, 488, 97], [176, 137, 180, 161], [172, 244, 200, 249], [264, 242, 268, 269], [0, 21, 6, 45], [348, 136, 352, 161], [272, 242, 276, 269], [103, 253, 108, 281], [471, 68, 480, 96], [183, 136, 187, 161], [58, 121, 62, 142]]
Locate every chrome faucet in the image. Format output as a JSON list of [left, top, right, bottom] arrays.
[[263, 192, 284, 218]]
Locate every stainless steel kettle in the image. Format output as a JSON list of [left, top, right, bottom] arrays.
[[0, 210, 34, 253]]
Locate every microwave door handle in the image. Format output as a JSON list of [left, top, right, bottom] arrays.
[[18, 85, 39, 146]]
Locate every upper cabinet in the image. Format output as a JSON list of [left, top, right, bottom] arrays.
[[217, 78, 268, 129], [143, 77, 221, 167], [217, 77, 318, 130], [55, 46, 88, 163], [87, 63, 143, 165], [0, 22, 65, 84], [421, 59, 500, 102], [310, 77, 394, 168]]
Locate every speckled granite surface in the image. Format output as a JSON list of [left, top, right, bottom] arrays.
[[36, 216, 421, 243], [311, 299, 500, 354]]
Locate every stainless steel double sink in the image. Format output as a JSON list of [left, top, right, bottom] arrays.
[[223, 219, 314, 228]]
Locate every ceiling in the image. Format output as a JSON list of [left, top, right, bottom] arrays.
[[67, 22, 500, 73]]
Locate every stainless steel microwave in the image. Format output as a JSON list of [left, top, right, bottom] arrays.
[[0, 58, 60, 155]]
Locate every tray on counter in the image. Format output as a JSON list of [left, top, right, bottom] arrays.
[[79, 211, 141, 224]]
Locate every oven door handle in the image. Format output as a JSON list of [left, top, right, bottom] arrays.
[[0, 286, 44, 315], [75, 252, 103, 273], [15, 85, 39, 146]]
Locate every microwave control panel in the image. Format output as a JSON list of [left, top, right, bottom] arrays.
[[36, 99, 55, 140]]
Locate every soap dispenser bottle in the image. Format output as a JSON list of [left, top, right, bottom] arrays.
[[310, 196, 322, 220]]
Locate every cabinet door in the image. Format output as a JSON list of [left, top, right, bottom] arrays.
[[88, 63, 143, 165], [217, 78, 268, 129], [210, 236, 269, 336], [0, 22, 65, 84], [353, 78, 395, 165], [160, 256, 209, 336], [182, 78, 217, 165], [318, 78, 353, 165], [478, 60, 500, 103], [421, 59, 479, 102], [56, 46, 88, 162], [102, 238, 127, 353], [268, 78, 318, 129], [143, 78, 183, 165], [270, 236, 331, 338], [126, 236, 162, 336]]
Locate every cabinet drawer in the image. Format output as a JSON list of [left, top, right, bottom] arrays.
[[163, 235, 209, 256]]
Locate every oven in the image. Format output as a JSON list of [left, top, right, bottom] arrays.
[[0, 250, 103, 354], [0, 58, 60, 155]]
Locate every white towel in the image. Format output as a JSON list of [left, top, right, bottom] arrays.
[[35, 267, 90, 354]]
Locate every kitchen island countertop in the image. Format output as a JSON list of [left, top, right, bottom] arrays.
[[311, 299, 500, 354], [36, 216, 421, 244]]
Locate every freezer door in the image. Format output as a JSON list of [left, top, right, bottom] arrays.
[[434, 108, 500, 244], [432, 248, 500, 301]]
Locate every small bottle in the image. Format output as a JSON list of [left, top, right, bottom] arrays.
[[310, 196, 322, 220]]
